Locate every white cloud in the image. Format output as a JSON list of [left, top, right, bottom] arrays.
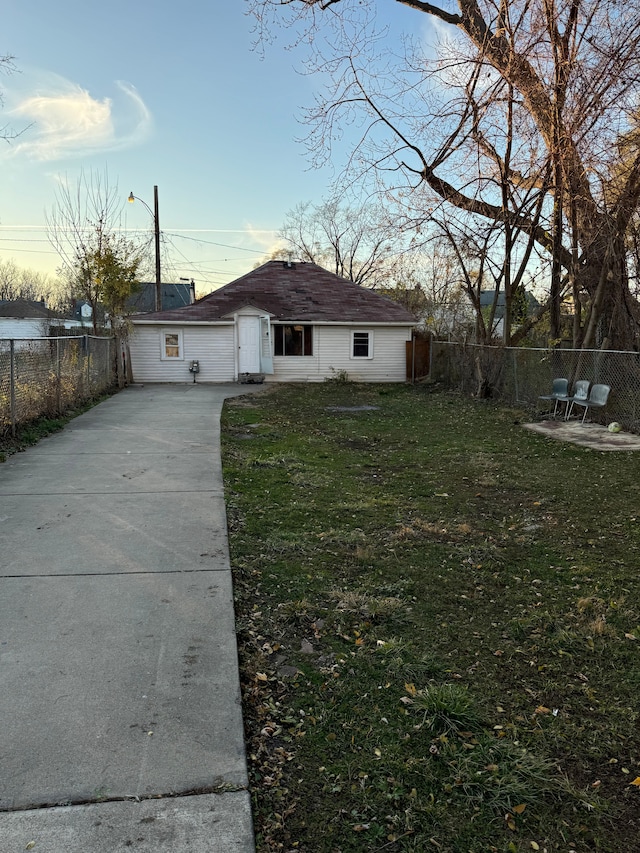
[[4, 71, 152, 161], [244, 222, 282, 257]]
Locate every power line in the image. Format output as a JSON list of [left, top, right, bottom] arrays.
[[0, 245, 58, 255], [162, 236, 245, 290], [0, 237, 51, 244], [165, 232, 267, 254], [0, 226, 273, 255], [0, 226, 263, 286]]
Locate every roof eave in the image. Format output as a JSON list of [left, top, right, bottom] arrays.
[[132, 318, 234, 326], [278, 319, 416, 326]]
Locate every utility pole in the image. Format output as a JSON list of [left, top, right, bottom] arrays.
[[153, 185, 161, 312], [128, 186, 162, 311]]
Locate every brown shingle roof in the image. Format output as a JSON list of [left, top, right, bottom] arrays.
[[133, 261, 416, 324]]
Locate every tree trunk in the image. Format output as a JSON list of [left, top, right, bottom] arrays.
[[579, 228, 639, 350]]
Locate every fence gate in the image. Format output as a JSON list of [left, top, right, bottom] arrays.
[[406, 334, 431, 381]]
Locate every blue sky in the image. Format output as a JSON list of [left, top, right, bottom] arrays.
[[1, 1, 427, 295], [0, 1, 340, 293]]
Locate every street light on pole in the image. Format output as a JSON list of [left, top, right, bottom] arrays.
[[128, 185, 161, 311]]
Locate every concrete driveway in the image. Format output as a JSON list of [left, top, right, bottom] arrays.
[[0, 384, 260, 852]]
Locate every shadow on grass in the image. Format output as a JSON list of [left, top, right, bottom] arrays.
[[222, 383, 640, 852]]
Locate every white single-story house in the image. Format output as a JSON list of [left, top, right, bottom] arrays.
[[0, 299, 91, 342], [129, 260, 417, 383], [0, 299, 53, 340]]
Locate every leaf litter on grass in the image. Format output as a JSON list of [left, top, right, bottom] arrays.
[[222, 384, 640, 852]]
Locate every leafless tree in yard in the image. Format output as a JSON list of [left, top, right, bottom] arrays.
[[249, 0, 640, 349], [47, 171, 143, 334]]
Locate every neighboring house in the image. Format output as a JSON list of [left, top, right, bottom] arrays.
[[0, 299, 50, 338], [479, 290, 541, 338], [127, 281, 196, 314], [0, 298, 98, 341], [65, 300, 95, 330], [129, 260, 416, 383]]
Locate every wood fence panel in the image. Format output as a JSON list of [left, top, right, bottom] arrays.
[[406, 336, 431, 381]]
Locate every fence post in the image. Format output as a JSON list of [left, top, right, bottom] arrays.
[[10, 339, 16, 437], [412, 334, 416, 384], [84, 335, 90, 397], [56, 338, 62, 414], [2, 334, 119, 436], [115, 335, 125, 388]]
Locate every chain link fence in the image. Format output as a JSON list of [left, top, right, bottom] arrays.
[[0, 336, 117, 438], [431, 341, 640, 432]]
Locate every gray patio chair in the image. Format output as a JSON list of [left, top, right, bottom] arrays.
[[568, 383, 610, 424], [538, 378, 570, 418], [564, 380, 591, 420]]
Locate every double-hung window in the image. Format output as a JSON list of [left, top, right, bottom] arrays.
[[351, 330, 373, 359], [274, 324, 313, 356], [161, 329, 183, 360]]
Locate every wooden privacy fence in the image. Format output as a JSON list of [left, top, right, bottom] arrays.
[[0, 335, 118, 438], [406, 334, 431, 381]]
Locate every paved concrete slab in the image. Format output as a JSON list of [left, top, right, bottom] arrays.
[[0, 792, 254, 852], [0, 572, 246, 810], [0, 384, 260, 850], [524, 419, 640, 451], [0, 449, 223, 494], [1, 493, 229, 576]]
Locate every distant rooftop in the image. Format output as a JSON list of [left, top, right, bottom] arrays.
[[128, 281, 196, 313], [0, 299, 49, 319]]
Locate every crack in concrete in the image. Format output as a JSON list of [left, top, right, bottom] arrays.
[[0, 784, 251, 814], [0, 567, 231, 579]]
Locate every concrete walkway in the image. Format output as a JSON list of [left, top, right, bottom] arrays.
[[0, 384, 259, 852]]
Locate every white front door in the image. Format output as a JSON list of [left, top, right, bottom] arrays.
[[238, 316, 261, 373]]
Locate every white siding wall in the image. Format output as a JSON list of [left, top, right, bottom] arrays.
[[130, 322, 412, 384], [267, 325, 412, 383], [130, 324, 236, 382], [0, 318, 48, 339]]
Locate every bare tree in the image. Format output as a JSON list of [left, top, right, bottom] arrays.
[[277, 198, 398, 287], [47, 171, 143, 334], [0, 259, 64, 305], [0, 55, 26, 143], [250, 0, 640, 349], [379, 247, 476, 339]]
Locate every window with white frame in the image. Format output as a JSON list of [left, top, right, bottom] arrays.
[[161, 329, 183, 360], [351, 330, 373, 359]]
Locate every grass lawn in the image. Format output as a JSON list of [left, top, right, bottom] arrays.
[[221, 382, 640, 853]]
